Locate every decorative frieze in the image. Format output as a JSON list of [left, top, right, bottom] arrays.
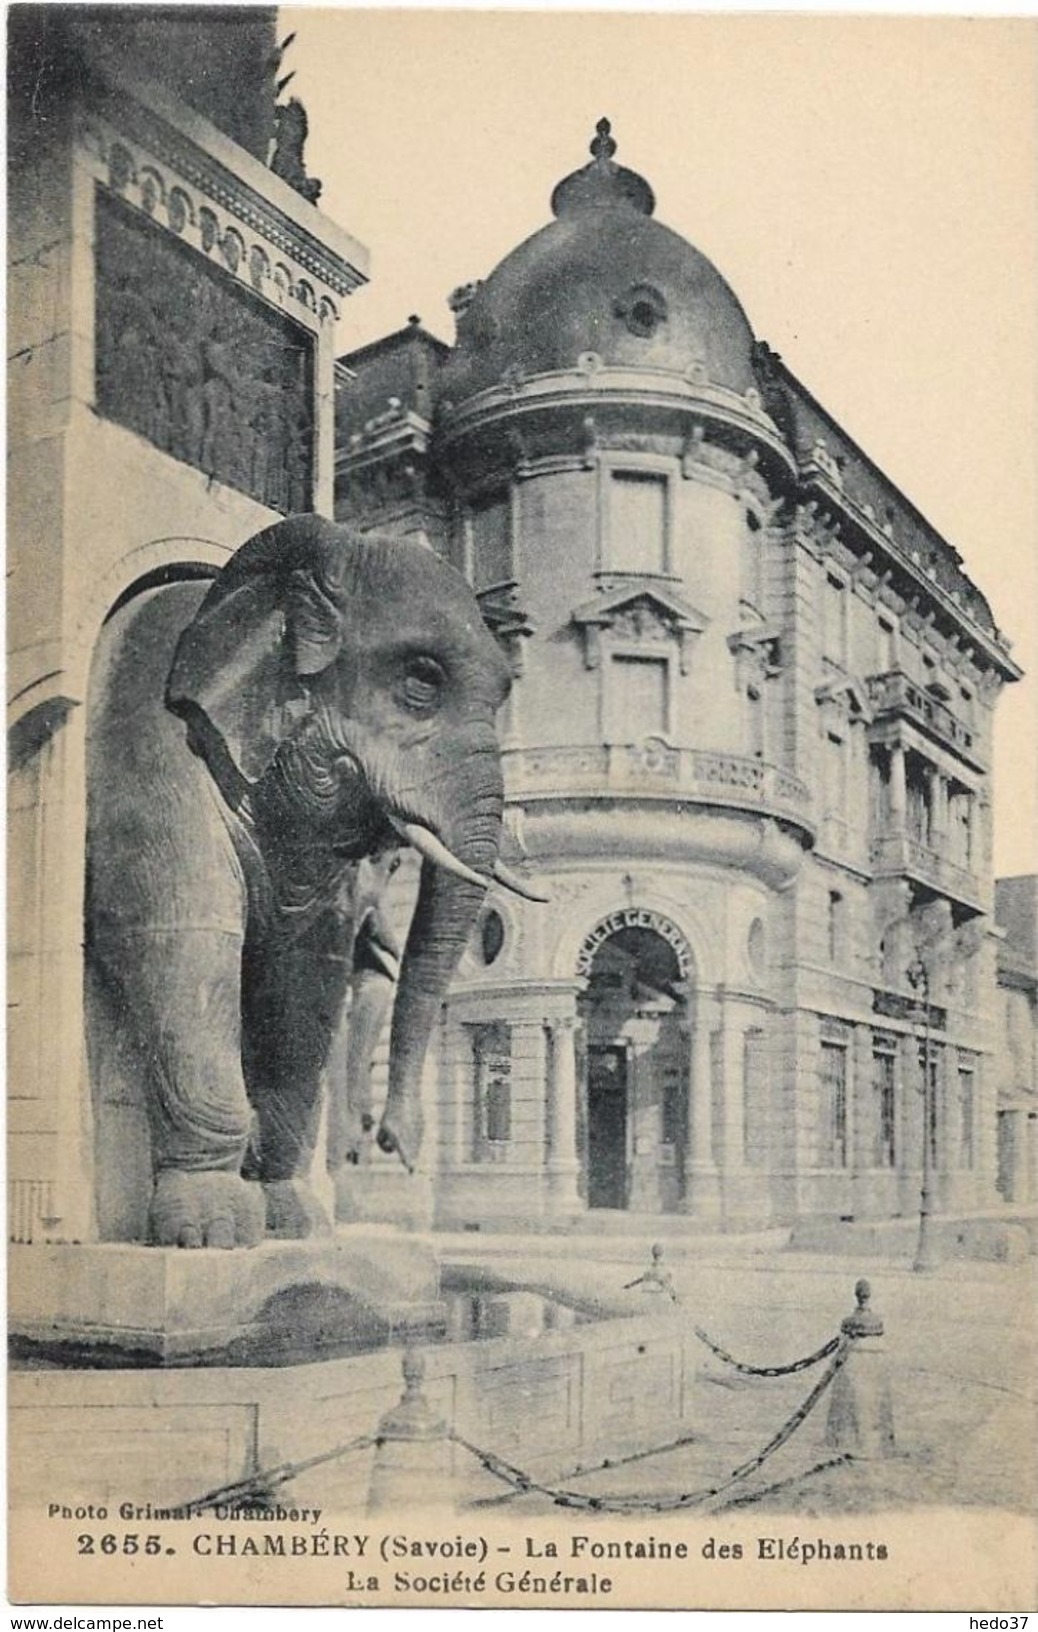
[[79, 75, 364, 300], [95, 188, 313, 513], [80, 123, 344, 321]]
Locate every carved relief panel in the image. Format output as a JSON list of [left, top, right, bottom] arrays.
[[95, 188, 314, 514]]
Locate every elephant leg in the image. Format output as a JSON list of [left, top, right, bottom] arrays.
[[242, 915, 351, 1237], [90, 929, 264, 1248]]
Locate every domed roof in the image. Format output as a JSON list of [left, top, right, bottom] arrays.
[[440, 120, 758, 407]]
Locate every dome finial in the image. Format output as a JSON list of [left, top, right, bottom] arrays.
[[590, 117, 617, 162], [550, 118, 655, 218]]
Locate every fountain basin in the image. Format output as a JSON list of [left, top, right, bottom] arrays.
[[9, 1275, 694, 1512]]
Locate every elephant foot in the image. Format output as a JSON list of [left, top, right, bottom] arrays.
[[149, 1170, 265, 1249], [376, 1102, 423, 1175], [263, 1179, 332, 1239]]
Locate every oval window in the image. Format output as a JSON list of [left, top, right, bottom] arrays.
[[481, 910, 505, 966]]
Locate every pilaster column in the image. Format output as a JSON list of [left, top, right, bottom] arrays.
[[312, 305, 337, 519], [888, 742, 906, 822], [680, 997, 721, 1218], [508, 1018, 548, 1168], [922, 763, 939, 847], [931, 772, 948, 845], [544, 1015, 581, 1210]]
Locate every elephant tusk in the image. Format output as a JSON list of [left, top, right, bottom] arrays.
[[367, 942, 400, 982], [493, 860, 550, 903], [388, 817, 491, 892]]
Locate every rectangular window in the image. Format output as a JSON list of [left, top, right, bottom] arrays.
[[823, 573, 847, 664], [819, 1041, 848, 1168], [918, 1044, 940, 1169], [959, 1067, 975, 1170], [468, 489, 512, 592], [471, 1022, 512, 1161], [748, 688, 765, 759], [826, 731, 847, 821], [827, 890, 845, 964], [877, 615, 896, 673], [872, 1048, 897, 1168], [610, 470, 667, 574], [610, 654, 668, 743]]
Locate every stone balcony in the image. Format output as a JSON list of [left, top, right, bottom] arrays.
[[869, 829, 985, 914], [866, 669, 985, 770], [502, 742, 815, 841]]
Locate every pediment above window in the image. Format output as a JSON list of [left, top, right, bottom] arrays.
[[476, 581, 534, 677], [727, 623, 783, 694], [815, 674, 873, 725], [571, 581, 708, 672]]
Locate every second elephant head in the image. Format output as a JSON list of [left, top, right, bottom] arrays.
[[166, 514, 533, 1171]]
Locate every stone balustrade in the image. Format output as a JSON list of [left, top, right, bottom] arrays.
[[502, 743, 814, 836], [866, 669, 983, 768], [869, 830, 985, 912]]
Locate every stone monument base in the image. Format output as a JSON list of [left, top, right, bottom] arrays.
[[8, 1231, 445, 1364]]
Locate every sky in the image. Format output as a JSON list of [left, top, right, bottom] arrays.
[[283, 9, 1037, 877]]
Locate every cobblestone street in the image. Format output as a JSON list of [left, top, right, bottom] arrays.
[[445, 1235, 1037, 1517]]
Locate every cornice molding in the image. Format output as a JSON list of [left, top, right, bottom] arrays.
[[79, 63, 367, 303]]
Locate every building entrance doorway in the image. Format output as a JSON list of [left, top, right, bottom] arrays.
[[587, 1046, 628, 1208], [577, 915, 691, 1212]]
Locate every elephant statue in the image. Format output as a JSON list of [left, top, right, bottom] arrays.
[[85, 515, 539, 1247]]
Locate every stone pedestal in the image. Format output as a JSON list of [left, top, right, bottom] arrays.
[[367, 1350, 455, 1515], [825, 1279, 896, 1459], [9, 1232, 443, 1364]]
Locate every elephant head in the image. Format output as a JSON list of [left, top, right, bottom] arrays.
[[166, 515, 538, 1172]]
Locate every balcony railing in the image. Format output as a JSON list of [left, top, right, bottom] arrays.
[[869, 830, 984, 912], [502, 743, 814, 835], [866, 670, 983, 767]]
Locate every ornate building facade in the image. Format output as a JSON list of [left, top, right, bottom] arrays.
[[995, 876, 1038, 1204], [336, 122, 1022, 1228], [7, 8, 368, 1243]]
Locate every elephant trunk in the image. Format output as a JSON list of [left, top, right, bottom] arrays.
[[379, 747, 503, 1172]]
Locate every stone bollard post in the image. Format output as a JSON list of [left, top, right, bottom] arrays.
[[623, 1242, 678, 1301], [825, 1278, 896, 1459], [367, 1348, 455, 1515]]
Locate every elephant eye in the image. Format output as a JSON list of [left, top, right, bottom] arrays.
[[400, 655, 445, 714]]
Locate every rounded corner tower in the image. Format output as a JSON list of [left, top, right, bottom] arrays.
[[336, 119, 1008, 1239], [427, 121, 815, 1232]]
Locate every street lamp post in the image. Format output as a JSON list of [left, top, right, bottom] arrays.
[[907, 956, 939, 1272]]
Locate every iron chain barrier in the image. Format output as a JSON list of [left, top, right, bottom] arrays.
[[692, 1324, 843, 1378], [190, 1434, 377, 1514], [182, 1276, 885, 1518], [452, 1336, 852, 1514]]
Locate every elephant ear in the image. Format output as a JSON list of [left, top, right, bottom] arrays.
[[166, 516, 351, 784]]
